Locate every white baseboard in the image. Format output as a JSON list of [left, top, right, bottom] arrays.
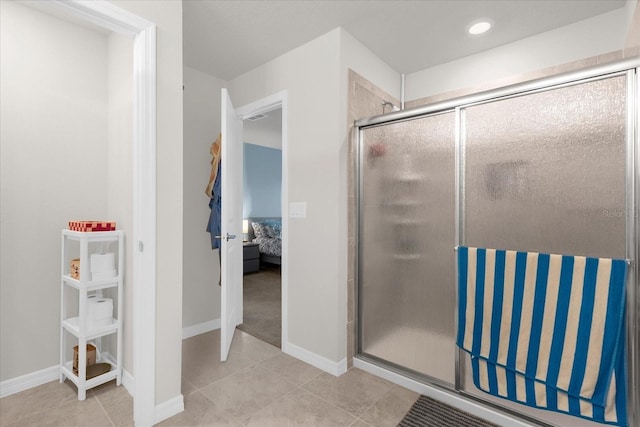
[[182, 321, 351, 376], [284, 342, 347, 377], [122, 368, 134, 397], [154, 394, 184, 424], [353, 358, 535, 427], [121, 366, 183, 425], [183, 323, 348, 378], [0, 365, 60, 398], [1, 360, 133, 400], [182, 319, 221, 339]]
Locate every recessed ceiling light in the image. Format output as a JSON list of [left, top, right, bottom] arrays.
[[468, 20, 492, 35]]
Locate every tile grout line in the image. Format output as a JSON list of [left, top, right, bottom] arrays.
[[249, 380, 360, 427], [256, 355, 324, 386], [187, 339, 393, 425], [194, 362, 299, 426], [240, 381, 304, 425], [299, 381, 363, 424], [186, 337, 395, 425], [191, 388, 246, 427], [354, 393, 383, 426], [186, 351, 265, 393], [300, 371, 400, 425], [92, 391, 116, 427]]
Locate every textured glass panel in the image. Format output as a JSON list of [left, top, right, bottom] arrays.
[[464, 76, 627, 259], [359, 112, 456, 384], [462, 75, 627, 425]]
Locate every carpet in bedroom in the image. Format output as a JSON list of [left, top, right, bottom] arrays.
[[237, 265, 281, 348]]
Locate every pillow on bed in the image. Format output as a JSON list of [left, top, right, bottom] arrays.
[[252, 219, 282, 239], [264, 222, 281, 238], [251, 222, 266, 238]]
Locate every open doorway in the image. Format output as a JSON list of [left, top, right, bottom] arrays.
[[219, 89, 288, 361], [238, 107, 283, 348]]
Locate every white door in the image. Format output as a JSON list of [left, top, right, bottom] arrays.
[[220, 89, 244, 361]]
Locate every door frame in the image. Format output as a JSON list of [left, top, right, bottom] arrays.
[[44, 1, 157, 425], [235, 90, 289, 351]]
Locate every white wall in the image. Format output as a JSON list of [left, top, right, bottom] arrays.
[[229, 29, 344, 363], [406, 6, 632, 101], [225, 27, 400, 367], [0, 1, 109, 382], [183, 66, 227, 330], [339, 30, 401, 101], [626, 0, 640, 47]]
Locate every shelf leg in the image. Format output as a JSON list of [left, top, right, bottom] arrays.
[[60, 232, 66, 384], [78, 336, 87, 401], [78, 280, 87, 401]]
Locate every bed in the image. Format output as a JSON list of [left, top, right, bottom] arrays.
[[248, 217, 282, 266]]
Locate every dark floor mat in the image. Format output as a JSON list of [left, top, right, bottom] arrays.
[[398, 395, 499, 427]]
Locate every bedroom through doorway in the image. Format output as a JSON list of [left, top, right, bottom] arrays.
[[239, 107, 283, 348]]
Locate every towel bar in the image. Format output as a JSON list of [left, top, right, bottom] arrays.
[[453, 246, 632, 266]]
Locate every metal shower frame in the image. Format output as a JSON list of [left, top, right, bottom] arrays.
[[355, 57, 639, 427]]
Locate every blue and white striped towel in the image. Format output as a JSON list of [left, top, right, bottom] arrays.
[[457, 247, 628, 426]]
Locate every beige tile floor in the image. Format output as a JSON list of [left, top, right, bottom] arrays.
[[0, 330, 418, 426]]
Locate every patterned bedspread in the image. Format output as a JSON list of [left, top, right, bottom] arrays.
[[251, 219, 282, 257], [253, 236, 282, 256]]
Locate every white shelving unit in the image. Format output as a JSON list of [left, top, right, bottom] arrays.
[[60, 229, 124, 400]]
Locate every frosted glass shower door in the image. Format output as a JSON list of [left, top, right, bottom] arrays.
[[461, 74, 628, 426], [358, 112, 456, 384]]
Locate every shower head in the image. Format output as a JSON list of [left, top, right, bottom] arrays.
[[382, 101, 400, 113]]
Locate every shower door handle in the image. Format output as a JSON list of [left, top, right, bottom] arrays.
[[215, 233, 237, 241]]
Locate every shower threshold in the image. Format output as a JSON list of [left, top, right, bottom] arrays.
[[354, 356, 548, 427]]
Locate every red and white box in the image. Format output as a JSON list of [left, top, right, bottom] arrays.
[[68, 221, 116, 232]]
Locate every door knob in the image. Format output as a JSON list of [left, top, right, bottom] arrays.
[[215, 233, 237, 241]]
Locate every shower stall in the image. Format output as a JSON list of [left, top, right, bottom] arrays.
[[355, 59, 639, 427]]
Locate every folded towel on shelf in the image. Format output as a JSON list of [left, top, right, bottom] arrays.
[[457, 246, 628, 426]]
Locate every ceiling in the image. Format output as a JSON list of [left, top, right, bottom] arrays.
[[244, 108, 283, 149], [183, 0, 627, 81]]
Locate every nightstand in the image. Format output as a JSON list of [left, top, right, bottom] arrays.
[[243, 242, 260, 274]]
